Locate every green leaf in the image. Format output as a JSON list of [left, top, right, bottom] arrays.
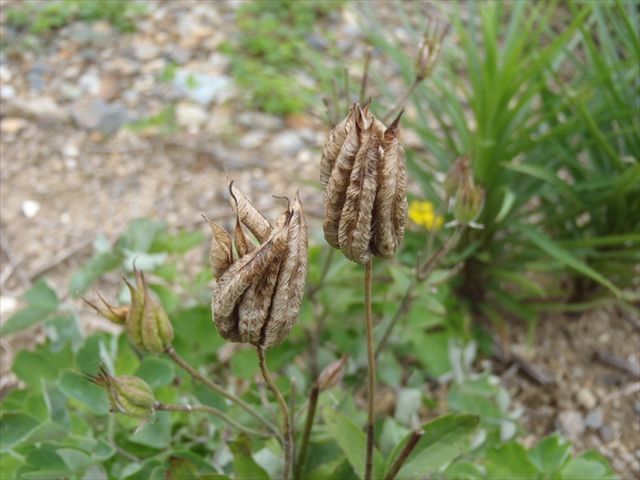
[[528, 434, 571, 476], [56, 448, 92, 472], [229, 434, 270, 480], [44, 315, 83, 351], [486, 441, 539, 479], [1, 280, 59, 335], [12, 350, 59, 388], [391, 414, 479, 479], [69, 249, 123, 295], [150, 229, 204, 253], [117, 218, 166, 252], [58, 371, 109, 415], [135, 356, 175, 389], [323, 406, 384, 479], [165, 456, 199, 480], [129, 411, 171, 449], [0, 413, 39, 452], [518, 224, 621, 296]]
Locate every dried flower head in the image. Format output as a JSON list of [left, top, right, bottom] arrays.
[[415, 22, 449, 81], [84, 269, 174, 354], [315, 355, 348, 391], [454, 179, 485, 225], [321, 102, 407, 264], [207, 182, 308, 349], [88, 366, 156, 419]]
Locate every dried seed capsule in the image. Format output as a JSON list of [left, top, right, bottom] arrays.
[[321, 101, 408, 264], [204, 216, 233, 279], [443, 155, 471, 200], [454, 180, 485, 225], [82, 292, 129, 325], [315, 355, 348, 391], [209, 184, 308, 349]]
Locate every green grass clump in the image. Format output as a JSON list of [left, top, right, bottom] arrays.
[[5, 0, 146, 34], [221, 0, 342, 116]]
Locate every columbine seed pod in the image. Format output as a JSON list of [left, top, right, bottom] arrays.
[[89, 367, 155, 419], [321, 102, 407, 264], [208, 182, 308, 349], [453, 180, 485, 225], [315, 356, 348, 391], [82, 292, 129, 325]]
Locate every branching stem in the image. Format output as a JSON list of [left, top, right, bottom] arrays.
[[383, 428, 425, 480], [164, 346, 280, 439], [154, 402, 269, 438]]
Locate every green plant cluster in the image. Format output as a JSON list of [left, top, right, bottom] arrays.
[[5, 0, 145, 35], [366, 0, 639, 326], [220, 0, 341, 116], [0, 226, 617, 479]]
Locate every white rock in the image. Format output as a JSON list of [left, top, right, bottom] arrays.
[[0, 296, 18, 317], [270, 131, 305, 155], [22, 200, 41, 218], [63, 143, 79, 158], [134, 41, 160, 61], [577, 388, 597, 410], [1, 118, 28, 134], [0, 85, 15, 99], [176, 103, 208, 133]]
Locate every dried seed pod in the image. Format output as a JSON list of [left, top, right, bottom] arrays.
[[82, 292, 129, 325], [443, 155, 471, 200], [321, 101, 407, 264], [453, 180, 485, 225], [209, 183, 308, 349], [315, 355, 347, 391], [204, 216, 233, 279], [90, 367, 155, 419]]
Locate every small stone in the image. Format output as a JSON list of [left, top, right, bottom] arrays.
[[0, 64, 12, 82], [60, 212, 71, 224], [63, 143, 79, 158], [1, 117, 28, 134], [134, 41, 160, 61], [172, 70, 232, 106], [0, 296, 18, 316], [237, 111, 283, 131], [556, 410, 585, 441], [269, 130, 305, 155], [239, 131, 267, 150], [598, 424, 617, 443], [5, 96, 69, 123], [176, 102, 208, 133], [0, 84, 16, 99], [585, 409, 604, 430], [22, 200, 40, 218], [70, 99, 130, 135], [576, 388, 597, 410], [105, 58, 138, 76], [635, 401, 640, 415], [79, 68, 101, 95]]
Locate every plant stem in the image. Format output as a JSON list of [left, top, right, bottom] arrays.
[[383, 428, 425, 480], [360, 46, 373, 104], [164, 346, 280, 439], [364, 260, 376, 480], [375, 225, 465, 357], [382, 78, 421, 123], [257, 347, 293, 480], [294, 385, 319, 479], [154, 402, 269, 438]]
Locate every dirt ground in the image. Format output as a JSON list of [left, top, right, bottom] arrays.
[[0, 1, 638, 478]]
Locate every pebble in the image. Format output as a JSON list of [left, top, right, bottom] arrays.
[[239, 131, 267, 150], [173, 70, 232, 106], [1, 118, 28, 134], [576, 388, 597, 410], [269, 130, 305, 156], [0, 296, 18, 317], [598, 424, 617, 443], [635, 401, 640, 415], [0, 84, 16, 99], [237, 112, 284, 131], [585, 408, 604, 430], [5, 96, 69, 123], [21, 200, 41, 218], [63, 143, 79, 158], [70, 98, 130, 135], [176, 102, 208, 133], [134, 41, 160, 62], [79, 68, 101, 95], [556, 410, 585, 441]]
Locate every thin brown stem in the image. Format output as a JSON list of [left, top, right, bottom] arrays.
[[360, 47, 373, 104], [364, 260, 375, 480], [164, 346, 280, 438], [154, 402, 269, 438], [294, 385, 319, 479], [375, 225, 465, 357], [383, 428, 425, 480], [382, 78, 422, 123], [257, 347, 293, 480], [343, 66, 351, 109]]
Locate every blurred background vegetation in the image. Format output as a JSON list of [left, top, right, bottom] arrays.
[[0, 0, 638, 479]]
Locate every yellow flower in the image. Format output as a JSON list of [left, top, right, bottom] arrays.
[[408, 200, 444, 231]]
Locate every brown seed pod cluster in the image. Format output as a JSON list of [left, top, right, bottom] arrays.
[[321, 102, 407, 264], [207, 182, 308, 349]]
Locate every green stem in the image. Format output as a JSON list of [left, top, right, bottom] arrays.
[[164, 346, 280, 439], [294, 385, 320, 479], [154, 402, 269, 438], [364, 260, 375, 480], [257, 347, 293, 480]]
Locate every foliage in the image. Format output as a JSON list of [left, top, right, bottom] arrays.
[[364, 1, 639, 324], [4, 0, 145, 34], [220, 0, 342, 116]]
